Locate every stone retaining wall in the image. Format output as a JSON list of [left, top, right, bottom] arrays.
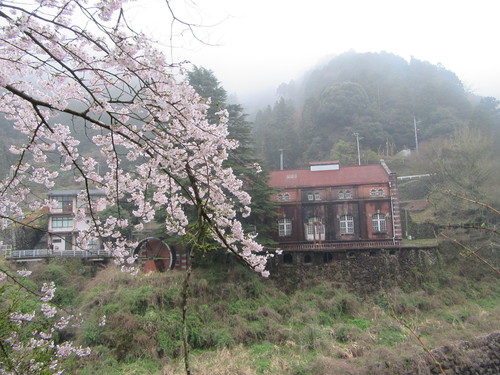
[[271, 247, 440, 292], [367, 331, 500, 375]]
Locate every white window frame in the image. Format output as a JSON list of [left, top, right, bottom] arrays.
[[306, 217, 325, 241], [372, 213, 387, 233], [339, 215, 354, 234], [344, 190, 352, 199], [278, 218, 292, 237]]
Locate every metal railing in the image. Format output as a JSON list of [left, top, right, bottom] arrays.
[[2, 248, 112, 259], [278, 240, 401, 251]]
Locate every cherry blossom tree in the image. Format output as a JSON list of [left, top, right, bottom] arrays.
[[0, 269, 91, 374], [0, 0, 270, 373], [0, 0, 269, 272]]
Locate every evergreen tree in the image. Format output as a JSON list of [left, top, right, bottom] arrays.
[[188, 67, 277, 245], [253, 98, 301, 169]]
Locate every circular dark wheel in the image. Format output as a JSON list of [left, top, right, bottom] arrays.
[[134, 238, 176, 272]]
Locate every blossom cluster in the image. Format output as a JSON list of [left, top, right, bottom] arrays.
[[0, 0, 270, 274], [0, 0, 272, 372], [1, 269, 91, 375]]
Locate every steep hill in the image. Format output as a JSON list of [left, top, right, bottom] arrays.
[[253, 51, 500, 169]]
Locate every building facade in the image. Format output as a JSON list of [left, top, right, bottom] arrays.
[[47, 189, 105, 252], [269, 161, 402, 260]]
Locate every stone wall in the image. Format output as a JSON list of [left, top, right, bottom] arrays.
[[270, 246, 440, 292], [367, 331, 500, 375]]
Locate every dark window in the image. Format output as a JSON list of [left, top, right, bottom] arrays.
[[53, 195, 73, 211], [283, 253, 293, 264], [52, 217, 73, 228], [304, 254, 312, 263]]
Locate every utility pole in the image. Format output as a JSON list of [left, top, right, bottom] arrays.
[[279, 149, 284, 170], [353, 133, 362, 165], [413, 116, 419, 153]]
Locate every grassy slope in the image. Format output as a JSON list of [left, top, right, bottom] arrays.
[[44, 248, 499, 375]]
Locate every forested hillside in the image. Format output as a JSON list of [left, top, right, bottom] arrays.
[[253, 51, 500, 169]]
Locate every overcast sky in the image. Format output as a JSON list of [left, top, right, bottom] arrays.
[[133, 0, 500, 101]]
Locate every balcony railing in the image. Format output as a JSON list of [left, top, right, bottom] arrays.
[[278, 239, 401, 251], [1, 248, 112, 259]]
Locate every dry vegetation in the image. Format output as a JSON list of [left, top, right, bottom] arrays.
[[19, 245, 496, 375]]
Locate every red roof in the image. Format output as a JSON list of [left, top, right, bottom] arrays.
[[269, 164, 390, 188]]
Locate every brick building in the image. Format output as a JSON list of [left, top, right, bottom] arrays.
[[268, 161, 402, 264]]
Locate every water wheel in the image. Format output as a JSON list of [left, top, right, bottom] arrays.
[[134, 237, 176, 272]]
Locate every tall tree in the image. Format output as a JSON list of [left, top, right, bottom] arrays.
[[0, 2, 270, 374], [188, 67, 276, 245], [253, 98, 300, 169]]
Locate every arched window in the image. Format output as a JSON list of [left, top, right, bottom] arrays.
[[284, 193, 291, 201], [306, 217, 325, 241], [314, 192, 321, 200], [278, 218, 292, 237], [344, 190, 352, 199], [370, 188, 377, 197], [277, 194, 283, 201], [372, 213, 387, 233], [339, 215, 354, 234], [377, 188, 385, 197], [323, 253, 334, 263], [338, 190, 345, 199]]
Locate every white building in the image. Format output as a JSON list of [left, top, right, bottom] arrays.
[[47, 190, 105, 251]]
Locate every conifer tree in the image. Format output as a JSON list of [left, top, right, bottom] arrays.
[[188, 67, 277, 245]]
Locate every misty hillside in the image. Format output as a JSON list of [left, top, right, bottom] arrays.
[[252, 51, 500, 169], [1, 51, 499, 177]]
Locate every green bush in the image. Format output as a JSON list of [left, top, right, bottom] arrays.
[[335, 323, 362, 343], [377, 326, 406, 346]]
